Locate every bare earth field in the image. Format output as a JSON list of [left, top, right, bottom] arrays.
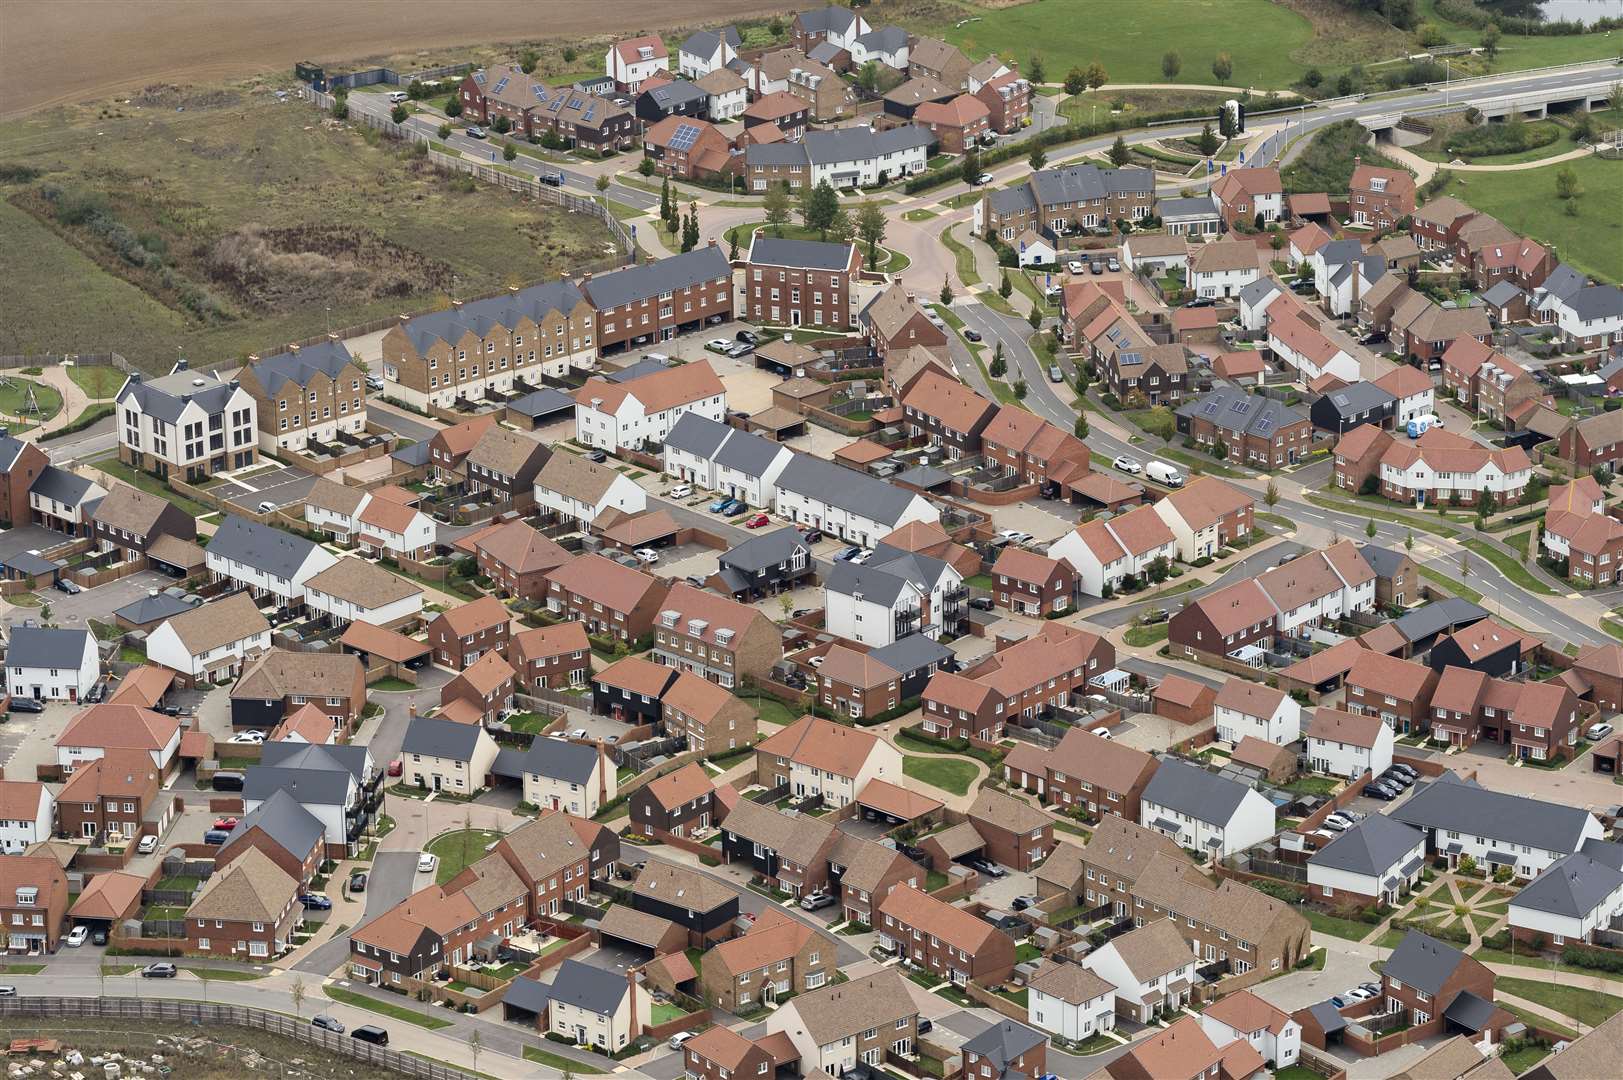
[[2, 0, 791, 119]]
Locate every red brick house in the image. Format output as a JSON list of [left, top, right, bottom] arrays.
[[54, 748, 164, 848], [1348, 160, 1416, 230], [919, 671, 1003, 742], [990, 547, 1077, 616], [912, 94, 990, 154], [973, 69, 1030, 133], [878, 885, 1017, 985], [1211, 167, 1284, 229], [1557, 411, 1623, 474], [470, 519, 571, 601], [1003, 726, 1159, 824], [643, 115, 734, 180], [0, 430, 49, 531], [1344, 650, 1439, 736], [968, 787, 1053, 871], [1391, 290, 1491, 365], [1408, 195, 1478, 252], [861, 282, 949, 361], [745, 235, 861, 331], [0, 854, 70, 953], [440, 649, 516, 725], [1380, 931, 1502, 1041], [1169, 578, 1277, 663], [427, 594, 511, 670], [509, 623, 591, 693], [184, 847, 302, 960]]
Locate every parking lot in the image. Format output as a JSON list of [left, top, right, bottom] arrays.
[[23, 569, 175, 630], [0, 700, 76, 781], [213, 462, 320, 512]]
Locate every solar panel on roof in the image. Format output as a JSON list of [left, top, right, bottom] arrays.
[[568, 96, 584, 109], [473, 71, 486, 84], [582, 104, 596, 121], [1201, 401, 1219, 415], [1230, 401, 1249, 412], [669, 122, 703, 151], [532, 85, 548, 101], [1254, 417, 1275, 434], [493, 76, 510, 94]]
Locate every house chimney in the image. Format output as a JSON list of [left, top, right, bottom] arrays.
[[128, 372, 142, 384], [175, 358, 189, 372], [583, 271, 593, 282], [230, 379, 240, 391], [509, 284, 520, 294], [247, 354, 260, 364]]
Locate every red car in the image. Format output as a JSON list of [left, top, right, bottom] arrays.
[[213, 817, 238, 831], [388, 759, 403, 777], [744, 513, 770, 529]]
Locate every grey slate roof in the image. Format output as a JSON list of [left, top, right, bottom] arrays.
[[1511, 844, 1623, 918], [1141, 759, 1251, 825], [1, 552, 59, 576], [1569, 284, 1623, 322], [403, 716, 485, 761], [1391, 597, 1486, 643], [226, 788, 326, 860], [749, 235, 854, 271], [1480, 280, 1526, 308], [4, 626, 92, 670], [0, 432, 30, 472], [116, 369, 236, 425], [986, 185, 1038, 216], [1239, 277, 1281, 309], [826, 559, 911, 608], [508, 388, 577, 420], [1392, 772, 1595, 856], [679, 26, 739, 59], [712, 426, 783, 477], [547, 958, 629, 1014], [775, 453, 920, 525], [869, 634, 953, 676], [1442, 989, 1497, 1033], [798, 5, 858, 35], [492, 746, 528, 781], [207, 515, 325, 579], [746, 125, 936, 170], [398, 280, 585, 358], [1383, 930, 1468, 997], [1158, 195, 1221, 221], [392, 440, 431, 467], [1309, 815, 1424, 877], [664, 412, 731, 459], [1321, 382, 1396, 419], [1308, 1000, 1347, 1035], [521, 739, 599, 784], [1030, 163, 1153, 208], [112, 592, 195, 626], [961, 1020, 1046, 1069], [807, 40, 845, 65], [721, 526, 809, 573], [605, 358, 671, 384], [260, 741, 369, 783], [248, 339, 353, 397], [502, 975, 552, 1015], [1357, 544, 1409, 581], [1539, 263, 1586, 303], [854, 26, 908, 54], [244, 765, 352, 807], [582, 247, 729, 311], [643, 80, 708, 111], [1176, 386, 1307, 440], [1319, 239, 1364, 267], [31, 465, 98, 507]]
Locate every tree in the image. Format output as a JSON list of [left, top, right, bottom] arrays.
[[519, 48, 540, 74], [492, 115, 511, 134], [857, 61, 880, 92], [769, 16, 785, 38], [1366, 519, 1378, 539], [1029, 146, 1047, 171], [856, 201, 887, 267], [961, 148, 982, 186], [1064, 67, 1086, 95], [799, 180, 840, 239], [444, 96, 462, 118], [1610, 82, 1623, 115], [468, 1029, 483, 1074], [682, 203, 700, 252], [1212, 52, 1233, 85], [638, 156, 655, 177], [1555, 165, 1580, 200], [1085, 62, 1109, 91], [764, 182, 792, 235], [390, 103, 408, 123], [331, 99, 348, 121], [1027, 306, 1042, 330], [999, 270, 1013, 300], [1264, 480, 1279, 507], [595, 173, 609, 192], [1108, 135, 1130, 168], [659, 176, 673, 222], [291, 977, 307, 1020], [940, 279, 954, 306], [1336, 72, 1356, 97], [437, 122, 451, 140], [1482, 23, 1501, 59], [828, 207, 854, 245], [1028, 53, 1045, 84], [1074, 414, 1089, 438], [503, 141, 517, 162], [1218, 105, 1236, 139], [1014, 379, 1028, 400], [990, 350, 1007, 379], [728, 229, 739, 260], [562, 45, 578, 63], [1162, 51, 1182, 82], [1197, 123, 1219, 157], [778, 594, 794, 621]]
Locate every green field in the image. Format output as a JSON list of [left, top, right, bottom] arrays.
[[903, 755, 979, 797], [0, 88, 612, 371], [1440, 157, 1623, 284], [424, 828, 504, 884], [68, 363, 124, 399], [1414, 0, 1623, 72], [939, 0, 1316, 88]]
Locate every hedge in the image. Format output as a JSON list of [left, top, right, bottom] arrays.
[[39, 402, 116, 441], [1561, 943, 1623, 974]]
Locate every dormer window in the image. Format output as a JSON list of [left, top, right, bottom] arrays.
[[15, 887, 37, 906]]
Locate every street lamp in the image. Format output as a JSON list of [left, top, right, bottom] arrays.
[[1443, 59, 1451, 105]]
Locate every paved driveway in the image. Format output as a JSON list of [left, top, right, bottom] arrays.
[[295, 850, 418, 975], [0, 700, 77, 781], [40, 569, 175, 630], [213, 463, 320, 512]]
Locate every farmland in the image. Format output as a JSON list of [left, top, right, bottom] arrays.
[[1440, 156, 1623, 283]]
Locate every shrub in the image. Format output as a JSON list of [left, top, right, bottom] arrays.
[[1445, 121, 1559, 160]]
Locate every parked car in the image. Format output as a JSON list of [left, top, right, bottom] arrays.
[[1090, 260, 1104, 275], [1112, 455, 1143, 475], [211, 771, 244, 792], [1362, 782, 1397, 801], [388, 759, 403, 777], [1587, 722, 1615, 741], [417, 853, 439, 874], [799, 891, 836, 911], [585, 449, 607, 463], [998, 529, 1034, 544], [744, 513, 770, 529], [968, 857, 1006, 879], [311, 1015, 345, 1034], [800, 528, 823, 544], [963, 329, 982, 343], [365, 374, 384, 391], [1049, 364, 1064, 383], [634, 548, 661, 564], [1090, 726, 1113, 740], [227, 732, 263, 744], [1107, 257, 1121, 272], [736, 330, 762, 345], [212, 816, 239, 831], [1141, 607, 1169, 624], [54, 578, 81, 595], [668, 1032, 696, 1050], [1386, 763, 1418, 781], [142, 963, 177, 978], [705, 339, 731, 353], [849, 548, 873, 564], [1360, 332, 1388, 347], [668, 484, 693, 499], [202, 829, 230, 845], [1347, 986, 1378, 1002], [1379, 770, 1413, 789], [66, 926, 88, 947], [0, 987, 15, 997], [92, 929, 107, 946], [1146, 460, 1185, 487], [137, 835, 158, 854], [1330, 996, 1348, 1009], [350, 1026, 389, 1046], [969, 597, 994, 611], [8, 697, 44, 714], [726, 342, 754, 358], [1321, 817, 1349, 832], [1010, 895, 1040, 912], [465, 126, 486, 139], [1068, 260, 1085, 275], [349, 871, 369, 893], [708, 497, 733, 513], [723, 501, 747, 517], [300, 893, 333, 910], [834, 546, 862, 562], [1183, 297, 1217, 308], [917, 1017, 933, 1035], [975, 172, 994, 185], [387, 91, 408, 103]]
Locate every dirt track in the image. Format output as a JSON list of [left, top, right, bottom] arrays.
[[1, 0, 793, 119]]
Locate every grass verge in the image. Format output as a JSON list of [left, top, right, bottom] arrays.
[[321, 985, 453, 1030]]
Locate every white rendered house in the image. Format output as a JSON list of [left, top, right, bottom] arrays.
[[116, 363, 259, 480], [1080, 919, 1198, 1022], [1027, 961, 1116, 1042], [204, 515, 338, 608], [662, 413, 793, 507], [1199, 991, 1301, 1070], [4, 626, 98, 703], [144, 592, 273, 685], [1306, 709, 1395, 779], [0, 782, 54, 853], [1213, 681, 1302, 745], [773, 454, 938, 546], [1507, 843, 1623, 946], [1047, 504, 1177, 597], [1140, 759, 1276, 859], [573, 360, 726, 453]]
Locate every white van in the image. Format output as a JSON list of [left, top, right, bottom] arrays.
[[1406, 413, 1440, 438], [1146, 461, 1185, 487]]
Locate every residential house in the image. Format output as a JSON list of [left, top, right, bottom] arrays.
[[301, 557, 423, 631], [663, 413, 793, 509], [1051, 815, 1188, 913], [1333, 424, 1532, 507], [1126, 852, 1310, 982], [26, 465, 105, 539], [662, 668, 758, 757], [677, 25, 739, 78], [216, 789, 326, 887], [701, 905, 836, 1011], [401, 716, 500, 795], [825, 545, 965, 646], [1152, 675, 1219, 728], [715, 526, 813, 600], [1047, 502, 1177, 597], [583, 246, 733, 356], [1311, 382, 1396, 435], [380, 281, 597, 410], [1392, 772, 1604, 878], [680, 1028, 794, 1080], [719, 797, 839, 899], [229, 648, 366, 737], [1439, 337, 1539, 421], [1027, 959, 1117, 1043], [989, 547, 1076, 616], [1344, 650, 1440, 735], [204, 514, 338, 609], [3, 626, 97, 704], [1375, 365, 1436, 428], [574, 359, 725, 453], [1348, 161, 1416, 229], [493, 810, 617, 920], [0, 781, 53, 854], [744, 125, 935, 191], [978, 405, 1094, 499], [975, 163, 1155, 242], [1105, 1016, 1249, 1080], [775, 453, 939, 546], [1003, 726, 1158, 825], [463, 427, 550, 511], [472, 519, 572, 601], [238, 338, 366, 454], [693, 67, 748, 122], [791, 5, 872, 54], [932, 622, 1115, 734], [518, 739, 615, 817], [1175, 387, 1314, 470], [533, 452, 648, 529], [1556, 410, 1623, 475], [1507, 839, 1623, 948], [249, 741, 375, 856], [764, 969, 919, 1075], [1140, 759, 1275, 858], [144, 591, 272, 687], [0, 430, 48, 530], [1307, 814, 1428, 908], [746, 236, 861, 330], [426, 593, 511, 671], [592, 654, 678, 728], [1211, 167, 1284, 229], [1568, 642, 1623, 712], [1152, 477, 1256, 562], [53, 749, 165, 847], [879, 884, 1017, 986], [440, 650, 516, 725], [742, 91, 812, 139], [974, 68, 1030, 133], [185, 847, 301, 960], [753, 714, 903, 809], [1189, 240, 1260, 300], [1428, 669, 1581, 761], [1306, 708, 1396, 779], [607, 35, 668, 91], [1391, 290, 1492, 365], [116, 363, 257, 480], [635, 79, 711, 126], [912, 94, 990, 154], [510, 623, 590, 693], [89, 481, 195, 566], [652, 583, 783, 688], [818, 635, 952, 723], [1213, 680, 1302, 746], [546, 553, 670, 645], [968, 787, 1053, 872], [426, 414, 497, 482], [1200, 990, 1301, 1071], [630, 860, 739, 946], [1429, 617, 1534, 678], [829, 830, 923, 926], [1081, 918, 1198, 1022], [901, 369, 999, 459], [861, 281, 949, 362], [1380, 931, 1500, 1039], [629, 762, 717, 839], [960, 1021, 1049, 1080], [0, 854, 70, 953]]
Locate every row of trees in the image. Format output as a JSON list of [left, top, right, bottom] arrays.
[[1033, 49, 1235, 91], [758, 180, 889, 266]]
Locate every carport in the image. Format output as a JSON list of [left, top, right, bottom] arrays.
[[745, 407, 808, 441], [0, 550, 61, 584], [506, 388, 577, 429], [340, 620, 431, 674], [146, 535, 206, 577], [67, 870, 146, 933], [595, 904, 684, 960], [597, 508, 679, 552], [856, 777, 943, 828], [501, 975, 551, 1025], [896, 464, 952, 492], [921, 821, 985, 870]]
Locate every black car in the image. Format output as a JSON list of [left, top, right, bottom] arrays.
[[1360, 332, 1388, 346], [917, 1017, 933, 1035], [311, 1015, 345, 1034], [142, 963, 177, 978], [1388, 762, 1418, 779], [969, 597, 994, 611], [1380, 771, 1413, 790], [54, 578, 81, 595], [1362, 782, 1397, 801], [736, 330, 762, 345], [963, 329, 982, 342], [1183, 297, 1217, 308], [800, 528, 823, 544], [586, 450, 607, 463], [7, 697, 44, 714], [349, 871, 369, 893]]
